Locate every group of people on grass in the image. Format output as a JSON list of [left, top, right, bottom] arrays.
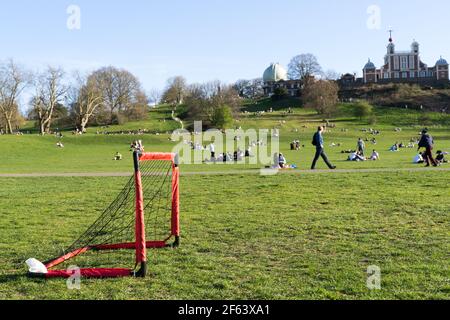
[[107, 126, 446, 170], [206, 143, 253, 163]]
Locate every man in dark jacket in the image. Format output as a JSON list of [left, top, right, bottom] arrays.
[[418, 129, 438, 167], [311, 126, 336, 170]]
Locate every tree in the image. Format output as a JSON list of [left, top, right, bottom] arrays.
[[69, 73, 104, 133], [31, 67, 67, 135], [233, 79, 250, 96], [272, 87, 288, 101], [148, 88, 162, 106], [234, 78, 264, 99], [288, 53, 322, 80], [323, 69, 341, 81], [353, 100, 374, 120], [184, 81, 240, 127], [0, 103, 24, 133], [303, 80, 339, 116], [0, 60, 29, 134], [89, 66, 147, 123], [211, 105, 233, 130], [162, 76, 187, 106]]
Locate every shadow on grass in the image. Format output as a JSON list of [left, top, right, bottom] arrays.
[[0, 273, 26, 283]]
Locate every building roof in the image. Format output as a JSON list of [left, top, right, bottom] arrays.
[[436, 57, 448, 66], [364, 59, 376, 70], [263, 63, 288, 82]]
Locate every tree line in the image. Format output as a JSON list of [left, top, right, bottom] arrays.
[[0, 60, 149, 134], [1, 53, 347, 134], [161, 76, 240, 130]]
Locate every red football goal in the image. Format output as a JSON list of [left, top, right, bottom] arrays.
[[27, 152, 180, 279]]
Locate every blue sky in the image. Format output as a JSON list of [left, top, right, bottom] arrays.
[[1, 0, 450, 99]]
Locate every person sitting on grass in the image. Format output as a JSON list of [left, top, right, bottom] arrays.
[[370, 150, 380, 161], [114, 152, 123, 161], [413, 153, 425, 164], [436, 151, 449, 164], [348, 151, 366, 162], [279, 153, 288, 168], [389, 142, 400, 152]]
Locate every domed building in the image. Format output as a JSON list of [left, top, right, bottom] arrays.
[[262, 63, 303, 97], [362, 32, 449, 84], [263, 63, 288, 82]]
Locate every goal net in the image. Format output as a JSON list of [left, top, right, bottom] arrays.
[[26, 152, 180, 279]]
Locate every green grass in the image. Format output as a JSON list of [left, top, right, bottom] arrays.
[[0, 172, 448, 300], [1, 103, 449, 300], [1, 105, 448, 174]]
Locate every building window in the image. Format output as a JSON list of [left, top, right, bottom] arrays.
[[402, 72, 408, 78], [394, 56, 400, 70], [410, 72, 415, 78], [394, 72, 400, 79], [384, 72, 389, 79], [409, 56, 415, 70], [401, 56, 408, 70], [420, 71, 426, 77]]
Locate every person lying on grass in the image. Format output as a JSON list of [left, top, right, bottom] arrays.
[[436, 151, 449, 164]]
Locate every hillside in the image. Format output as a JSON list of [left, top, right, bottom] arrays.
[[340, 83, 450, 112]]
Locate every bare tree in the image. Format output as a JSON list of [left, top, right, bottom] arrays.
[[69, 73, 104, 133], [288, 53, 322, 80], [0, 60, 29, 134], [162, 76, 187, 106], [31, 67, 67, 135], [148, 88, 162, 106], [323, 69, 341, 81], [89, 66, 146, 123]]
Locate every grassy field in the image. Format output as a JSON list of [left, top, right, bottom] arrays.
[[0, 172, 448, 300], [1, 105, 449, 174], [0, 103, 449, 300]]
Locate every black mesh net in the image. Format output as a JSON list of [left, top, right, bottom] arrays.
[[45, 158, 174, 270]]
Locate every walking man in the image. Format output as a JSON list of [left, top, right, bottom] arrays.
[[311, 126, 336, 170], [418, 129, 438, 167]]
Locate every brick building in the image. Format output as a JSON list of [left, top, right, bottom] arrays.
[[362, 34, 449, 85]]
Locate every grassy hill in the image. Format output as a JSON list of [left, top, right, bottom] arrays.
[[340, 83, 450, 112]]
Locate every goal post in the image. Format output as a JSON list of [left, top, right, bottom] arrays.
[[27, 152, 180, 279]]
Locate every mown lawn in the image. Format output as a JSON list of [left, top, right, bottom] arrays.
[[1, 119, 449, 174], [0, 171, 448, 300]]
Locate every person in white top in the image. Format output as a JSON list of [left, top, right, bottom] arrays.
[[370, 150, 380, 161], [209, 143, 215, 160]]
